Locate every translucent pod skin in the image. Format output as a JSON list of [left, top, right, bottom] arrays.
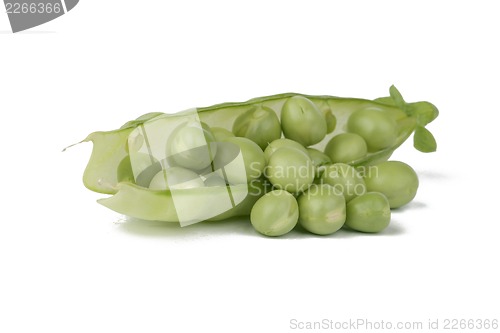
[[232, 105, 281, 150], [265, 147, 315, 193], [320, 163, 366, 203], [347, 108, 398, 152], [211, 127, 235, 141], [281, 96, 327, 147], [298, 184, 346, 235], [264, 138, 308, 163], [345, 192, 391, 233], [325, 133, 368, 164], [314, 99, 337, 134], [363, 161, 419, 209], [250, 190, 299, 237]]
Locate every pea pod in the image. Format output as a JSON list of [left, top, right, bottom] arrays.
[[77, 86, 438, 223]]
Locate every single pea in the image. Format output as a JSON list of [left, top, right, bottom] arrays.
[[345, 192, 391, 233], [314, 100, 337, 133], [298, 184, 346, 235], [250, 190, 299, 237], [232, 105, 281, 150], [215, 137, 265, 185], [306, 148, 332, 178], [118, 153, 160, 186], [167, 121, 217, 171], [281, 96, 327, 146], [363, 161, 419, 208], [321, 163, 366, 202], [347, 108, 397, 152], [211, 127, 235, 141], [117, 156, 134, 183], [265, 147, 315, 193], [324, 109, 337, 134], [264, 138, 308, 162], [149, 166, 205, 190], [324, 133, 368, 164]]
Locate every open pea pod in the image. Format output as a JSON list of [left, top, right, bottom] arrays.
[[79, 85, 437, 223]]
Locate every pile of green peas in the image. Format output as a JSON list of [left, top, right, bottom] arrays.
[[232, 96, 419, 236], [140, 95, 420, 236]]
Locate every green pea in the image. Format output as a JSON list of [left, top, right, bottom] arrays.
[[250, 190, 299, 236], [315, 100, 337, 134], [167, 121, 217, 171], [347, 108, 397, 152], [117, 156, 134, 183], [320, 163, 366, 202], [218, 137, 266, 185], [306, 148, 332, 178], [118, 153, 160, 186], [264, 138, 308, 163], [324, 133, 368, 164], [281, 96, 327, 146], [345, 192, 391, 233], [298, 184, 346, 235], [232, 105, 281, 150], [324, 109, 337, 134], [149, 167, 205, 190], [265, 147, 315, 193], [211, 127, 235, 141], [363, 161, 419, 208]]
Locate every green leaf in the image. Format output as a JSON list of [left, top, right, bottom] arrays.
[[389, 85, 406, 110], [414, 125, 437, 152]]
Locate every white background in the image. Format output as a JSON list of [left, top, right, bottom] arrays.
[[1, 1, 499, 332]]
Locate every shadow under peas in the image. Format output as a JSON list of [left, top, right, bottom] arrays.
[[391, 200, 427, 213], [328, 220, 405, 238], [116, 216, 259, 238], [417, 170, 448, 180], [116, 215, 405, 239]]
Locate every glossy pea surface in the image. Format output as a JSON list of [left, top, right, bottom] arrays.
[[264, 138, 308, 162], [266, 147, 315, 193], [298, 184, 346, 235], [345, 192, 391, 233], [325, 133, 367, 164], [364, 161, 419, 208], [347, 108, 397, 152], [232, 105, 281, 150], [250, 190, 299, 236], [281, 96, 327, 146]]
